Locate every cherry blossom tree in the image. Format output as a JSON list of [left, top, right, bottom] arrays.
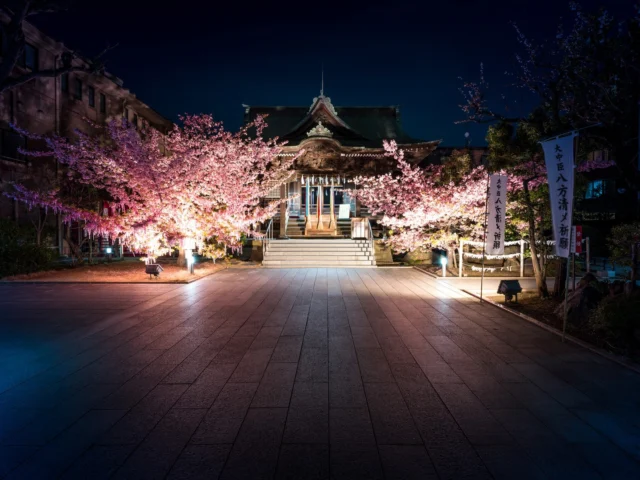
[[352, 139, 614, 297], [5, 115, 295, 262], [352, 141, 487, 263]]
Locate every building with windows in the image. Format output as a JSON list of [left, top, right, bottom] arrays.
[[0, 10, 172, 254]]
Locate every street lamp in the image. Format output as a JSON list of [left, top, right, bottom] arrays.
[[441, 255, 448, 277], [105, 246, 112, 263]]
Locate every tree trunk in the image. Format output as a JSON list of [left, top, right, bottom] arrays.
[[448, 246, 457, 270], [177, 247, 187, 267], [553, 258, 568, 298], [523, 180, 549, 298]]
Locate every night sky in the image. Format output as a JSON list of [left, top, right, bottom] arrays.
[[31, 0, 632, 146]]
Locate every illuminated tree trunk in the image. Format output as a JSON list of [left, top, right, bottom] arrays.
[[523, 180, 549, 298], [177, 247, 187, 267]]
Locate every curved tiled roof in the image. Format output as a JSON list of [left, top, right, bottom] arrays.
[[243, 96, 428, 148]]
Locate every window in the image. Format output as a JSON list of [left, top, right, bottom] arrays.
[[88, 86, 95, 108], [74, 78, 82, 100], [99, 93, 106, 113], [132, 113, 138, 129], [20, 43, 38, 70], [585, 179, 613, 199], [124, 107, 129, 121], [0, 129, 26, 160], [61, 73, 69, 93]]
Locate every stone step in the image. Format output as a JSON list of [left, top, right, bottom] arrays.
[[270, 239, 369, 244], [267, 254, 373, 260], [262, 260, 375, 267], [267, 248, 371, 257]]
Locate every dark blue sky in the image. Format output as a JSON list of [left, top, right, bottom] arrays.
[[32, 0, 632, 146]]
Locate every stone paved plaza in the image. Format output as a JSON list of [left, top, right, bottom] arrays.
[[1, 267, 639, 479]]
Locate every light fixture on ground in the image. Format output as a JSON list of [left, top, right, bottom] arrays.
[[105, 246, 112, 262], [441, 255, 448, 277], [185, 250, 195, 275], [497, 280, 522, 302]]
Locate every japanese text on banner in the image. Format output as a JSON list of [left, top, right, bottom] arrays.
[[485, 174, 508, 255], [541, 133, 576, 258]]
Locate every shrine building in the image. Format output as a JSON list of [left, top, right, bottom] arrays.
[[244, 93, 440, 266]]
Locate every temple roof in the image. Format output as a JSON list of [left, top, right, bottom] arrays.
[[243, 95, 434, 149]]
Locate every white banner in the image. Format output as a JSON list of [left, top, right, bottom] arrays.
[[542, 133, 576, 258], [485, 174, 507, 255]]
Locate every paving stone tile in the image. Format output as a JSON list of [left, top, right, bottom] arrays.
[[228, 348, 273, 383], [0, 446, 38, 478], [330, 444, 383, 480], [98, 362, 177, 410], [251, 362, 297, 407], [356, 348, 395, 383], [61, 445, 134, 480], [270, 336, 303, 362], [6, 382, 119, 446], [167, 444, 231, 480], [221, 408, 287, 479], [113, 408, 206, 479], [276, 444, 329, 480], [329, 379, 367, 408], [296, 347, 328, 382], [290, 382, 328, 408], [378, 336, 416, 364], [174, 363, 236, 408], [212, 336, 254, 364], [378, 445, 438, 480], [363, 382, 422, 445], [283, 405, 328, 444], [191, 383, 258, 444], [5, 409, 125, 479], [475, 444, 549, 480], [99, 384, 187, 445], [391, 364, 490, 478], [329, 408, 375, 445]]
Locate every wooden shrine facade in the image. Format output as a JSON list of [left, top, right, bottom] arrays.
[[244, 94, 440, 236]]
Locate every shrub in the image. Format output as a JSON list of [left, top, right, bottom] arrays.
[[587, 291, 640, 355], [0, 218, 56, 278]]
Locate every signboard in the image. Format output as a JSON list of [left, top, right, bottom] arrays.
[[485, 174, 508, 255], [542, 133, 576, 258], [572, 225, 583, 254], [338, 204, 351, 220]]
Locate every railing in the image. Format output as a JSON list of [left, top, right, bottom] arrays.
[[367, 218, 375, 265], [264, 219, 274, 255]]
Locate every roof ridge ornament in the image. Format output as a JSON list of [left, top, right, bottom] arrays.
[[306, 121, 333, 138], [309, 95, 338, 117]]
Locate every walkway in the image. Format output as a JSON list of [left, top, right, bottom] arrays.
[[0, 268, 639, 479]]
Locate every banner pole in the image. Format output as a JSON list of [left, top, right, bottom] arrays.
[[480, 172, 490, 304], [562, 135, 577, 342]]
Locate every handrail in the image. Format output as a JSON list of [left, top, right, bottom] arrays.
[[367, 218, 376, 265], [284, 204, 289, 238], [264, 218, 273, 255]]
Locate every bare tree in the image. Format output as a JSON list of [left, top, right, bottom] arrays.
[[0, 1, 113, 94]]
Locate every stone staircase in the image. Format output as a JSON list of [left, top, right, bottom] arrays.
[[286, 217, 351, 238], [263, 239, 376, 267]]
